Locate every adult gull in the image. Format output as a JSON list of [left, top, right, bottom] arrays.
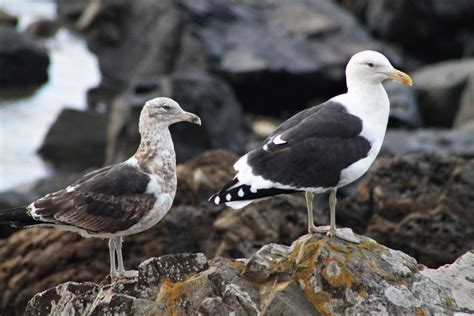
[[210, 50, 412, 243]]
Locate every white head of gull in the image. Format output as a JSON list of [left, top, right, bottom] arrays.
[[210, 50, 412, 244], [0, 97, 201, 279]]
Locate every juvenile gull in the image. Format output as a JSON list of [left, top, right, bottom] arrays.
[[210, 50, 412, 243], [0, 97, 201, 278]]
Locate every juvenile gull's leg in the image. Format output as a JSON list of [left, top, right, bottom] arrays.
[[108, 238, 118, 278], [115, 237, 138, 278]]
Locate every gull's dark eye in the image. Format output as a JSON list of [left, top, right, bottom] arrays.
[[367, 63, 375, 68], [162, 105, 171, 110]]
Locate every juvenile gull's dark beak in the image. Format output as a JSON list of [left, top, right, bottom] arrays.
[[180, 111, 201, 125]]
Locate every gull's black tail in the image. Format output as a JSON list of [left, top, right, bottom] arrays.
[[0, 206, 38, 228], [209, 178, 299, 209]]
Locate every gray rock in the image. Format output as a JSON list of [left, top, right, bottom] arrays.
[[384, 80, 423, 128], [380, 128, 474, 158], [359, 154, 474, 268], [0, 26, 49, 88], [412, 58, 474, 127], [106, 73, 248, 164], [25, 19, 61, 39], [342, 0, 474, 61], [0, 10, 18, 27], [38, 108, 107, 171], [454, 74, 474, 131], [25, 234, 474, 315], [56, 0, 90, 25], [78, 0, 401, 115]]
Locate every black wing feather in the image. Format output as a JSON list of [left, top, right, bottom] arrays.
[[248, 101, 371, 189]]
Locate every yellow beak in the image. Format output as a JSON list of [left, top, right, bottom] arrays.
[[385, 69, 413, 86]]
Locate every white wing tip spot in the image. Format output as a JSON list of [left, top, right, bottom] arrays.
[[226, 193, 232, 201], [214, 196, 220, 204], [250, 187, 257, 193], [238, 189, 244, 197], [66, 186, 76, 193], [273, 134, 287, 145]]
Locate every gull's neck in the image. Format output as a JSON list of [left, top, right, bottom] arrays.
[[332, 79, 390, 147], [134, 125, 176, 178]]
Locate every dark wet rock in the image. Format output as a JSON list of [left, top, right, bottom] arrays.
[[412, 58, 474, 127], [78, 0, 402, 116], [38, 108, 107, 171], [339, 154, 474, 268], [0, 26, 49, 88], [380, 129, 474, 158], [342, 0, 474, 62], [174, 149, 239, 206], [385, 81, 422, 128], [106, 74, 248, 164], [0, 10, 18, 27], [56, 0, 90, 25], [26, 234, 474, 315], [24, 19, 61, 39], [454, 74, 474, 131]]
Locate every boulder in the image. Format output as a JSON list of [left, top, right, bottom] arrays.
[[384, 80, 422, 128], [38, 108, 108, 171], [77, 0, 402, 115], [26, 234, 474, 315], [342, 0, 474, 61], [412, 58, 474, 127], [55, 0, 90, 25], [380, 129, 474, 158], [338, 154, 474, 268], [24, 19, 61, 39], [454, 74, 474, 131], [106, 74, 248, 164], [0, 26, 49, 88], [0, 10, 17, 27]]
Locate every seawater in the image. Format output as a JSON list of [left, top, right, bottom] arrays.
[[0, 0, 100, 191]]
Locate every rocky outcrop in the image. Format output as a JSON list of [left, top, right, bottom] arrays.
[[26, 234, 474, 315], [0, 10, 17, 27], [342, 0, 474, 62], [38, 108, 108, 171], [454, 74, 474, 131], [339, 154, 474, 268], [25, 19, 61, 39], [72, 0, 401, 116], [0, 25, 49, 88], [381, 129, 474, 158], [412, 58, 474, 127], [2, 150, 473, 314], [106, 74, 248, 164]]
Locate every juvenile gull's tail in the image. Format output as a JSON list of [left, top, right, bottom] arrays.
[[0, 206, 38, 228]]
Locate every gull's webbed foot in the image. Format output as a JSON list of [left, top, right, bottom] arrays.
[[309, 225, 360, 244], [119, 269, 139, 279]]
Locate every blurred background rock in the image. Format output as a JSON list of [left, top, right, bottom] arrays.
[[0, 0, 473, 314]]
